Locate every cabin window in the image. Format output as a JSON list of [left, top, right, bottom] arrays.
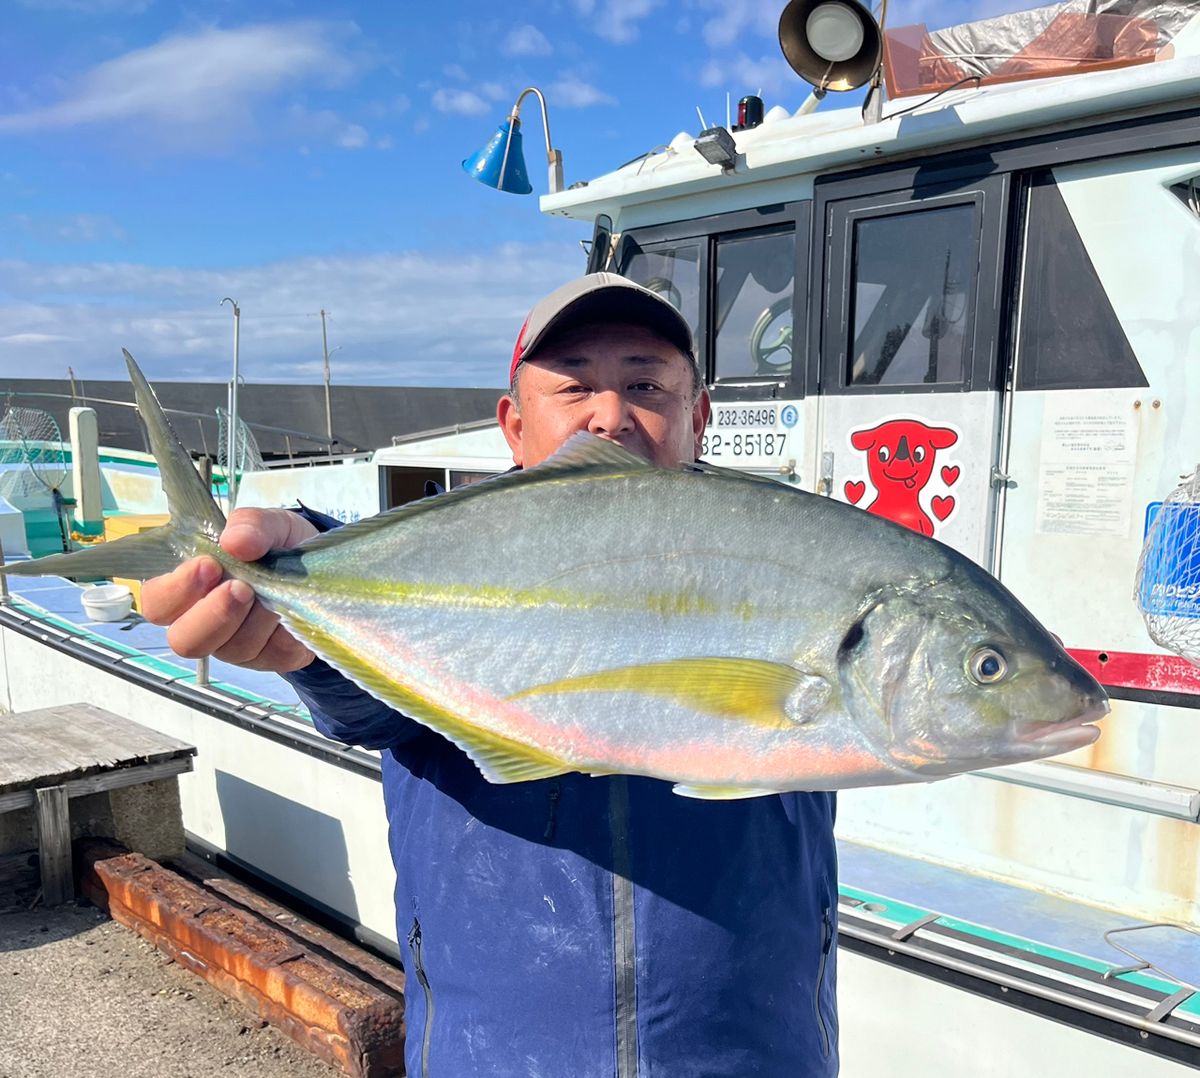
[[846, 205, 974, 387], [448, 469, 498, 489], [1016, 173, 1146, 391], [713, 228, 794, 380], [621, 241, 701, 342], [1169, 176, 1200, 218]]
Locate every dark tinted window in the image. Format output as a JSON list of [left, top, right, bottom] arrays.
[[1017, 174, 1147, 390], [622, 241, 701, 342], [847, 205, 974, 387], [713, 229, 794, 380]]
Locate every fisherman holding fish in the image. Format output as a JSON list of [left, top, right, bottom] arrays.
[[139, 274, 844, 1076], [6, 272, 1097, 1076]]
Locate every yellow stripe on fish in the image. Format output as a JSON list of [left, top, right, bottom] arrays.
[[509, 657, 830, 729]]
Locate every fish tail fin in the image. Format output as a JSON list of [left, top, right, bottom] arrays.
[[0, 350, 225, 582]]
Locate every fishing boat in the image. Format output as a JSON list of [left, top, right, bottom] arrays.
[[3, 0, 1200, 1070]]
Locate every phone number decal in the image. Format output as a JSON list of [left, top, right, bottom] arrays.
[[702, 432, 788, 458], [714, 407, 777, 428]]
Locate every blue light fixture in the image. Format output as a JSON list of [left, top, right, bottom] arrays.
[[462, 87, 564, 195], [463, 118, 533, 194]]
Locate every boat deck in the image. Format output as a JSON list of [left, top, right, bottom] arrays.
[[3, 568, 305, 710]]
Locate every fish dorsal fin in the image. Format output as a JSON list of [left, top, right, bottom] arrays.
[[289, 432, 657, 559], [538, 431, 655, 473]]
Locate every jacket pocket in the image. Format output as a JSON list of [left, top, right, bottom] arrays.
[[407, 917, 435, 1078], [814, 905, 834, 1059]]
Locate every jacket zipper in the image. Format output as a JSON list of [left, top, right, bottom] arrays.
[[609, 776, 639, 1078], [814, 905, 834, 1059], [543, 781, 562, 842], [407, 918, 434, 1078]]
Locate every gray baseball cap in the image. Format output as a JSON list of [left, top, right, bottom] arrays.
[[510, 272, 695, 381]]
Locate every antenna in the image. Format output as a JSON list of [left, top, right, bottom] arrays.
[[726, 92, 731, 129], [696, 105, 708, 130]]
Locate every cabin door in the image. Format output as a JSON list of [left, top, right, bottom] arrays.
[[812, 175, 1009, 566]]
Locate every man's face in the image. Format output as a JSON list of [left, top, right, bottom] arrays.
[[497, 321, 710, 469]]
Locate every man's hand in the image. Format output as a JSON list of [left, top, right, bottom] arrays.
[[141, 507, 318, 673]]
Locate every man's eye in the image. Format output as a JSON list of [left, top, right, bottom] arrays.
[[630, 382, 660, 392]]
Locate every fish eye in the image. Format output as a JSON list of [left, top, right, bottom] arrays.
[[968, 647, 1008, 684], [878, 446, 890, 462], [913, 446, 926, 463]]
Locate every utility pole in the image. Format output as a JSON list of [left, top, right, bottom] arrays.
[[320, 308, 333, 457], [220, 297, 241, 508]]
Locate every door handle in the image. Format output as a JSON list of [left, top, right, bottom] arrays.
[[817, 451, 834, 496]]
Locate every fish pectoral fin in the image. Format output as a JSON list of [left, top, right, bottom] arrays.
[[672, 783, 784, 800], [510, 657, 829, 728]]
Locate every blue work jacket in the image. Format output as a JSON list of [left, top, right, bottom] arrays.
[[284, 505, 840, 1077], [284, 499, 840, 1070]]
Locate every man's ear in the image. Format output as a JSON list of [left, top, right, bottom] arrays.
[[692, 389, 711, 460], [497, 394, 524, 467]]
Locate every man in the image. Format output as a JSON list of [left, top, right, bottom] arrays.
[[143, 273, 839, 1077]]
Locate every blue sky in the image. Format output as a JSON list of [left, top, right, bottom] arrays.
[[0, 0, 1015, 387]]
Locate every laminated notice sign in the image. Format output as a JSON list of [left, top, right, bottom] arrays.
[[1035, 398, 1139, 537]]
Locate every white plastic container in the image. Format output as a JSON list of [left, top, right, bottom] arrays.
[[81, 583, 134, 622]]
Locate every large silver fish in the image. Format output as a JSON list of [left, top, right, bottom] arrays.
[[2, 353, 1107, 797]]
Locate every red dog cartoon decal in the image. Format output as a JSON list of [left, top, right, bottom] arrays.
[[845, 418, 960, 537]]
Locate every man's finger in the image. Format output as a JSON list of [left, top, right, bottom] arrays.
[[212, 595, 286, 666], [164, 579, 256, 659], [141, 556, 223, 626], [240, 624, 315, 673], [220, 507, 318, 561]]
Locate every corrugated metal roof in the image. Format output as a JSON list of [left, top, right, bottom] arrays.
[[0, 379, 503, 458]]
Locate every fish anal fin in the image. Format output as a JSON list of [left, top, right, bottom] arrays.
[[672, 783, 784, 800], [510, 657, 829, 728], [282, 615, 572, 785]]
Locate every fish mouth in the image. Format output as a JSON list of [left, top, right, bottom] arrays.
[[1015, 698, 1109, 753]]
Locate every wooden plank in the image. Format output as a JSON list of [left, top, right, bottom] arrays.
[[35, 784, 72, 905], [0, 755, 195, 815], [0, 702, 195, 795]]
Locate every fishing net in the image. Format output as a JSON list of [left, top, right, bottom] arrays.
[[1135, 467, 1200, 665], [0, 404, 68, 501], [215, 406, 265, 479]]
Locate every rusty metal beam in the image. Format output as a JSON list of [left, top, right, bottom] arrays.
[[77, 840, 406, 1077]]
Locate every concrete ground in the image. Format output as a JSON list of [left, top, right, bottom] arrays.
[[0, 900, 338, 1078]]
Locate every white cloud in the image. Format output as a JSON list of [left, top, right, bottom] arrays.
[[699, 52, 798, 99], [286, 106, 377, 152], [442, 63, 470, 81], [0, 22, 359, 149], [0, 332, 77, 344], [4, 212, 126, 243], [0, 243, 583, 386], [336, 124, 369, 149], [432, 88, 490, 116], [698, 0, 777, 49], [548, 75, 616, 108], [590, 0, 661, 44], [502, 24, 552, 57], [479, 82, 509, 102]]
